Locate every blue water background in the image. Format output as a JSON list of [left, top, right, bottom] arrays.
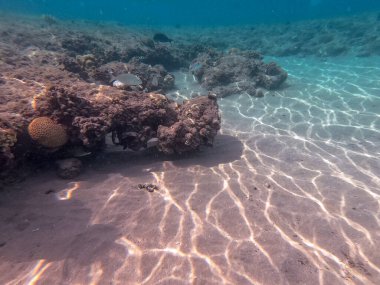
[[0, 0, 379, 25]]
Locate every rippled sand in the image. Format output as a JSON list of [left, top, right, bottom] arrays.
[[0, 56, 379, 285]]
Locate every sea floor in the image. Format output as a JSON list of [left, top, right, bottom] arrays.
[[0, 55, 380, 284]]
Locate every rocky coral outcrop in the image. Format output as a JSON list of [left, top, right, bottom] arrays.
[[0, 13, 296, 181], [0, 18, 226, 180], [91, 60, 175, 92], [0, 64, 221, 178], [157, 94, 220, 154], [29, 81, 219, 154], [190, 49, 287, 98]]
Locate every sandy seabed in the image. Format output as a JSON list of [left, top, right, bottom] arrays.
[[0, 54, 379, 285]]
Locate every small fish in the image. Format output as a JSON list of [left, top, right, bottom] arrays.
[[111, 73, 142, 86]]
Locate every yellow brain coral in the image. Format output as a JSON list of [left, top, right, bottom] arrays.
[[28, 117, 68, 148]]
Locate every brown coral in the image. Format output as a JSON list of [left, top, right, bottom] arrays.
[[28, 117, 68, 148], [0, 128, 17, 149], [0, 128, 18, 175]]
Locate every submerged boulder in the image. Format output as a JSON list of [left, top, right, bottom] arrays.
[[190, 49, 287, 98]]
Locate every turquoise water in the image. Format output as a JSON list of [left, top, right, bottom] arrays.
[[0, 0, 380, 25]]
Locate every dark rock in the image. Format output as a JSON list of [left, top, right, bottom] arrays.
[[59, 55, 89, 80], [61, 36, 98, 54], [190, 49, 287, 97], [255, 88, 265, 97], [153, 33, 173, 43], [56, 158, 83, 179], [137, 183, 159, 192], [142, 45, 182, 70]]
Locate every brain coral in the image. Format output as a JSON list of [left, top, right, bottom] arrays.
[[28, 117, 68, 148]]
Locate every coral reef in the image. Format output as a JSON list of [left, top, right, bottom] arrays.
[[157, 94, 220, 154], [0, 12, 310, 180], [0, 62, 220, 178], [92, 60, 175, 92], [30, 83, 220, 155], [0, 19, 222, 178], [190, 49, 287, 97], [166, 13, 380, 58]]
